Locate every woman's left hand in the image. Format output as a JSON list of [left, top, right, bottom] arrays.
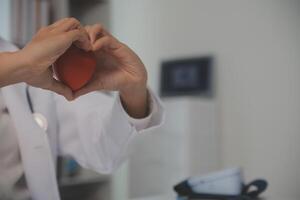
[[74, 24, 149, 118]]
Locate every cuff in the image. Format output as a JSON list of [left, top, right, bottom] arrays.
[[116, 89, 159, 132]]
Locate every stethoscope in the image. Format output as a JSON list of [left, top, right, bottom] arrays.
[[26, 86, 48, 131]]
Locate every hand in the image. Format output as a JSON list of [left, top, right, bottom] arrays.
[[75, 24, 147, 95], [74, 24, 149, 118], [19, 18, 91, 100]]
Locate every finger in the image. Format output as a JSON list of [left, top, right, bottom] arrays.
[[92, 36, 122, 52], [73, 26, 92, 51], [44, 69, 74, 100], [84, 25, 91, 38], [63, 29, 90, 48], [88, 24, 104, 44], [48, 18, 70, 29], [85, 25, 92, 30], [86, 24, 117, 45], [84, 25, 93, 43], [49, 79, 74, 101], [52, 17, 81, 33], [73, 81, 103, 99]]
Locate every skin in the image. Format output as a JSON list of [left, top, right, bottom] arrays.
[[0, 18, 91, 100], [0, 18, 149, 118], [76, 24, 149, 118]]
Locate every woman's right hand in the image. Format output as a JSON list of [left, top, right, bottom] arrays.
[[19, 18, 91, 100]]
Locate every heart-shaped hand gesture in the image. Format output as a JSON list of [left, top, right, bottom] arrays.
[[54, 23, 149, 118]]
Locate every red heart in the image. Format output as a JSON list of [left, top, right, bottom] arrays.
[[53, 45, 96, 91]]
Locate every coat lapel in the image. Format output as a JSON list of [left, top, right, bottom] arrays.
[[1, 83, 60, 200]]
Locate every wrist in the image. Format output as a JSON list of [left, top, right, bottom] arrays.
[[15, 49, 40, 83], [0, 51, 30, 86], [119, 83, 149, 119], [119, 72, 148, 96], [120, 83, 147, 99]]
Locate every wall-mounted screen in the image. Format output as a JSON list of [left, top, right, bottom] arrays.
[[160, 56, 213, 97]]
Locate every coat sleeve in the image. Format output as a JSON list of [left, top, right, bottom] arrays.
[[54, 90, 164, 174]]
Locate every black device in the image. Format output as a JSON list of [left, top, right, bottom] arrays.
[[174, 179, 268, 200], [160, 56, 213, 97]]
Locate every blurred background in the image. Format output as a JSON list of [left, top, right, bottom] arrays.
[[1, 0, 300, 200]]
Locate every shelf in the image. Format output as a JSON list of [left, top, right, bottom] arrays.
[[69, 0, 107, 4], [59, 170, 110, 187]]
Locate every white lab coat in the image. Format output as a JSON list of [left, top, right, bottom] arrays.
[[0, 39, 164, 200]]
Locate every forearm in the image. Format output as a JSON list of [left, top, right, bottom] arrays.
[[0, 51, 27, 87]]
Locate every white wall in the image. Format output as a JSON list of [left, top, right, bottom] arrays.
[[111, 0, 300, 199], [217, 1, 300, 199], [110, 0, 221, 198], [0, 0, 11, 41]]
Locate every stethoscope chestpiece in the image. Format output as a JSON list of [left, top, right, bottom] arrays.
[[33, 112, 48, 131]]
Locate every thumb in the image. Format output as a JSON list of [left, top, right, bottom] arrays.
[[48, 78, 74, 101], [67, 27, 92, 51]]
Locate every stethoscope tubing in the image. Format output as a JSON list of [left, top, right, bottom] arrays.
[[26, 85, 34, 113]]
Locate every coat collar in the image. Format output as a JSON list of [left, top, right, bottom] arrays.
[[1, 83, 60, 200]]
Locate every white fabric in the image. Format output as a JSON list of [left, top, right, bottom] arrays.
[[0, 38, 165, 200], [0, 92, 30, 200], [53, 88, 163, 174], [119, 91, 157, 132]]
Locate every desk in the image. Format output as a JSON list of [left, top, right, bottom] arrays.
[[131, 195, 299, 200], [263, 196, 299, 200], [131, 195, 173, 200]]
